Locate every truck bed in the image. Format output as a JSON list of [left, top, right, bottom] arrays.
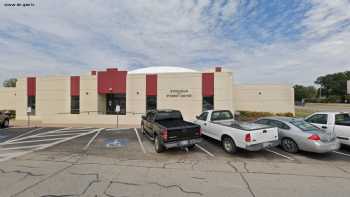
[[156, 119, 197, 128], [214, 120, 273, 131]]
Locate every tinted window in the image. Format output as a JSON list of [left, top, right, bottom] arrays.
[[269, 120, 290, 130], [202, 96, 214, 111], [211, 111, 233, 121], [155, 111, 183, 121], [306, 114, 328, 124], [290, 120, 320, 131], [198, 112, 208, 121], [335, 114, 350, 125], [71, 96, 80, 114], [255, 119, 270, 125], [146, 96, 157, 111]]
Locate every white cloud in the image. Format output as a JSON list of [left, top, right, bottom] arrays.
[[0, 0, 349, 85]]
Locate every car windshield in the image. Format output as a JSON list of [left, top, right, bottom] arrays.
[[290, 120, 320, 131]]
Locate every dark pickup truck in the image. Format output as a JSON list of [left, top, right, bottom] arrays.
[[141, 109, 201, 153], [0, 111, 10, 128]]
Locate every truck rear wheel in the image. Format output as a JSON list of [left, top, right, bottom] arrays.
[[2, 119, 9, 128], [154, 136, 164, 153], [222, 136, 237, 154]]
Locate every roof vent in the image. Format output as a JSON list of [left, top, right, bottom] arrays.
[[215, 67, 222, 72]]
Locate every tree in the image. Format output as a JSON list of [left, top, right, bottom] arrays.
[[293, 85, 317, 102], [2, 78, 17, 87], [315, 71, 350, 99]]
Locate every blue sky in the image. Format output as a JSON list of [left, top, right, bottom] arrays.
[[0, 0, 350, 85]]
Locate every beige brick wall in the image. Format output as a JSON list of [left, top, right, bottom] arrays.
[[214, 71, 234, 112], [233, 84, 295, 114], [0, 87, 16, 110]]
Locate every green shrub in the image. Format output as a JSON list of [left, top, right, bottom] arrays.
[[237, 111, 294, 121]]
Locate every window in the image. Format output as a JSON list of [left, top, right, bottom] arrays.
[[106, 94, 126, 115], [71, 96, 80, 114], [335, 113, 350, 125], [269, 120, 290, 130], [306, 114, 328, 124], [210, 110, 233, 121], [27, 96, 36, 115], [198, 112, 208, 121], [202, 96, 214, 111], [290, 120, 319, 131], [146, 96, 157, 111], [255, 119, 270, 125]]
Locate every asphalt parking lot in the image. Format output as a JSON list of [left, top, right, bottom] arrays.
[[1, 127, 350, 197]]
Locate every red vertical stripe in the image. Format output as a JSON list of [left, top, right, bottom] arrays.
[[70, 76, 80, 96], [97, 68, 127, 94], [202, 73, 214, 96], [27, 77, 36, 96], [146, 74, 157, 96]]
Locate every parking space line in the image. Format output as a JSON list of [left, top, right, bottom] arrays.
[[265, 148, 294, 161], [195, 144, 215, 157], [5, 127, 43, 142], [134, 128, 147, 154], [1, 128, 70, 144], [0, 145, 43, 151], [83, 128, 103, 150], [333, 151, 350, 157], [5, 137, 67, 145], [105, 128, 132, 131]]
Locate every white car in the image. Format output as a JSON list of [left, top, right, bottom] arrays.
[[305, 112, 350, 146], [194, 110, 279, 153]]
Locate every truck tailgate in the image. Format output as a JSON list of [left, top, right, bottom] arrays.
[[167, 126, 201, 142], [249, 127, 278, 145]]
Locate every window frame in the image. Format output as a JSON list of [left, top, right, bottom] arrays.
[[198, 112, 208, 121], [202, 96, 214, 111], [70, 96, 80, 114], [306, 114, 328, 125]]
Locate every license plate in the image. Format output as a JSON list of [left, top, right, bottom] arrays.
[[179, 141, 189, 146]]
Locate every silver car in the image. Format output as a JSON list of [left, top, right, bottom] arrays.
[[255, 117, 340, 153]]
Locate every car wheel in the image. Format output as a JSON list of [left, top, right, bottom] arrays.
[[222, 136, 237, 154], [2, 119, 9, 128], [281, 138, 298, 153], [188, 144, 196, 150], [154, 136, 164, 153]]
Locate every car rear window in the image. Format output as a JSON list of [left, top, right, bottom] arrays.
[[335, 113, 350, 125], [290, 120, 319, 131], [155, 111, 183, 121], [211, 111, 233, 121]]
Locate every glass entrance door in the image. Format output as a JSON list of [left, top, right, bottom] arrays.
[[106, 93, 126, 115]]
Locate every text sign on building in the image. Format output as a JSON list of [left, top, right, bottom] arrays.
[[166, 89, 192, 98]]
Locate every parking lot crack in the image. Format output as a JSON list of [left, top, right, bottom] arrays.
[[239, 173, 256, 197], [103, 180, 140, 197], [243, 162, 250, 173], [0, 168, 44, 177], [148, 182, 203, 196], [227, 161, 238, 172], [68, 172, 100, 195]]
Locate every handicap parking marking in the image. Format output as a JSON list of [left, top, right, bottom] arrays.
[[264, 148, 295, 161], [195, 144, 215, 157], [134, 128, 147, 154], [4, 127, 44, 142]]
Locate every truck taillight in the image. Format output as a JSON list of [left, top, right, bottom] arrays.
[[197, 127, 202, 136], [308, 134, 320, 141], [245, 133, 251, 142], [161, 128, 168, 141]]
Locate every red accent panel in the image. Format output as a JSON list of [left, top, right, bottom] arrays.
[[146, 74, 157, 96], [27, 77, 36, 96], [70, 76, 80, 96], [202, 73, 214, 96], [98, 69, 127, 94]]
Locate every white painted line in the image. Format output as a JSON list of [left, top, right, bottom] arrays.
[[2, 127, 71, 144], [265, 148, 294, 161], [333, 151, 350, 157], [83, 128, 103, 150], [195, 144, 215, 157], [105, 128, 132, 131], [6, 127, 43, 142], [31, 133, 78, 138], [0, 145, 42, 151], [5, 137, 67, 145], [0, 151, 30, 162], [134, 128, 147, 154]]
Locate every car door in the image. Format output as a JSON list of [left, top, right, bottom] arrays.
[[206, 111, 224, 140], [305, 114, 330, 132], [268, 120, 291, 140], [195, 112, 209, 135], [334, 113, 350, 142]]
